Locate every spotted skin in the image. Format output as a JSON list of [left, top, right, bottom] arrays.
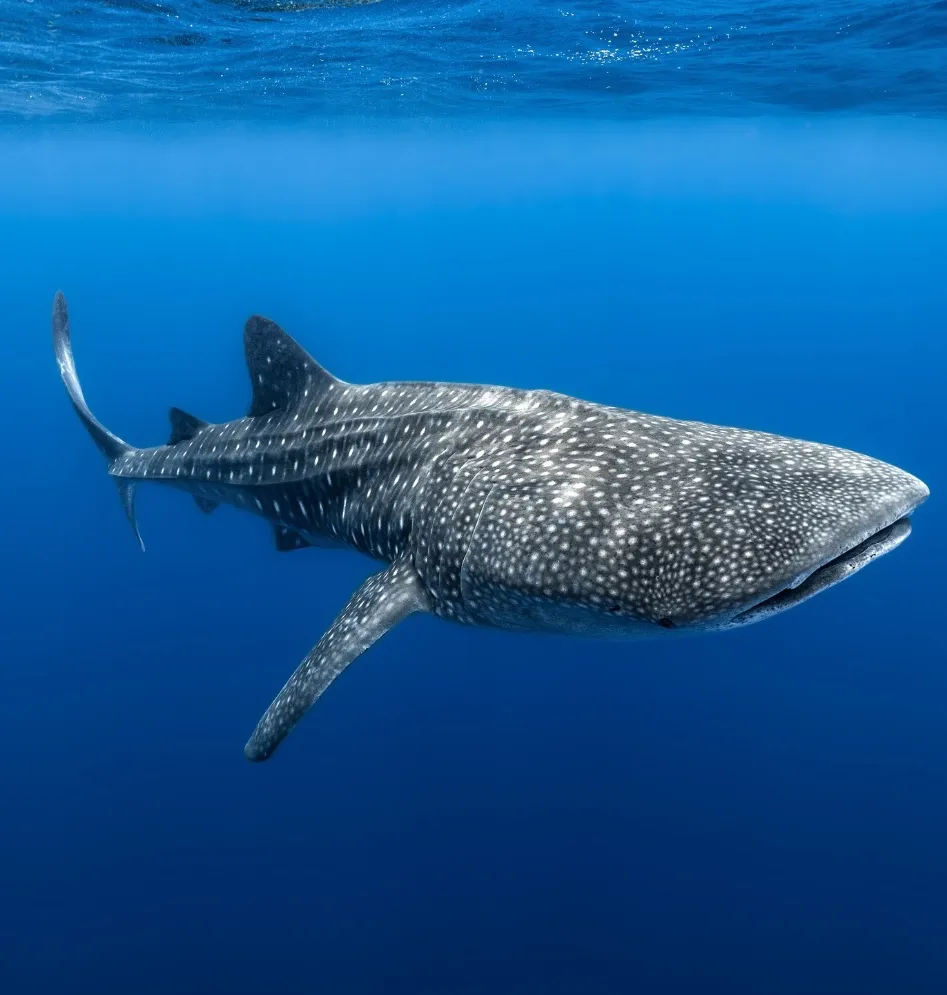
[[52, 294, 929, 762]]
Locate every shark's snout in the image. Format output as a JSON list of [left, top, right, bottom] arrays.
[[890, 471, 930, 515], [792, 461, 927, 582], [727, 459, 929, 627]]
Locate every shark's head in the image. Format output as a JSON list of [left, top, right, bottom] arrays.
[[457, 420, 929, 640], [594, 424, 930, 633]]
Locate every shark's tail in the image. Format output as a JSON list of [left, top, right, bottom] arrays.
[[52, 292, 144, 549]]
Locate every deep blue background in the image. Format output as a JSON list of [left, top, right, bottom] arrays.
[[2, 123, 946, 993]]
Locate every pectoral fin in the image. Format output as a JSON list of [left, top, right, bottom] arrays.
[[244, 559, 430, 762]]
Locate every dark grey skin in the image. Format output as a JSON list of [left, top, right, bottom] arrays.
[[53, 293, 929, 762]]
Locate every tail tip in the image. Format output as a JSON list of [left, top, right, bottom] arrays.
[[52, 292, 68, 337]]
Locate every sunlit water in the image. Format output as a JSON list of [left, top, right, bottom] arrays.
[[4, 0, 947, 121]]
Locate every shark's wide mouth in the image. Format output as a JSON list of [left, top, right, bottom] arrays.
[[730, 517, 913, 626]]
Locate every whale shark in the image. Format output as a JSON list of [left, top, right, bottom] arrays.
[[52, 292, 930, 762]]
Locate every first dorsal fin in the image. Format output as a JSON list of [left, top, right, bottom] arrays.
[[168, 406, 209, 445], [244, 316, 341, 417]]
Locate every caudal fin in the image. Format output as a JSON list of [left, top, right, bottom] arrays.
[[53, 292, 144, 549], [53, 293, 130, 463]]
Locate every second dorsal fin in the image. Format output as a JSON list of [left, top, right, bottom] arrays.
[[244, 315, 341, 417], [168, 406, 209, 445]]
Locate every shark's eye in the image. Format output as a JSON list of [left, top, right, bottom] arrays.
[[658, 617, 675, 629], [605, 605, 623, 615]]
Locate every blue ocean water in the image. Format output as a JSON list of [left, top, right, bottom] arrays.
[[2, 4, 947, 995], [4, 0, 947, 120]]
